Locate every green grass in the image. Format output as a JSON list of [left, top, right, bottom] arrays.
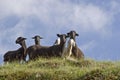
[[0, 57, 120, 80]]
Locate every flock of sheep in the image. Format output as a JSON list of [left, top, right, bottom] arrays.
[[3, 30, 84, 64]]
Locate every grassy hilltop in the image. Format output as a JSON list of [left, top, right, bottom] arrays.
[[0, 57, 120, 80]]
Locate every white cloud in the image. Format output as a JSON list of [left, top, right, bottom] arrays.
[[0, 0, 113, 31], [72, 4, 110, 33]]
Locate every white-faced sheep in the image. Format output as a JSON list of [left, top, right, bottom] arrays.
[[3, 37, 27, 63], [66, 30, 84, 59]]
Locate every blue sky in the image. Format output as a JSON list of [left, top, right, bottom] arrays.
[[0, 0, 120, 63]]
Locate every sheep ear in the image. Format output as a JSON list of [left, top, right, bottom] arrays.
[[66, 35, 69, 38], [15, 40, 18, 44], [23, 38, 27, 40], [22, 38, 26, 41], [67, 33, 70, 36], [76, 33, 79, 36], [32, 37, 35, 39], [39, 36, 43, 39], [57, 34, 60, 37]]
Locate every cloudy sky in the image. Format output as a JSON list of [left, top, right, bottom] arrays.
[[0, 0, 120, 63]]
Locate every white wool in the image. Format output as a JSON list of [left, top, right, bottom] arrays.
[[57, 38, 60, 45], [54, 38, 60, 45], [68, 39, 76, 47], [67, 39, 76, 57]]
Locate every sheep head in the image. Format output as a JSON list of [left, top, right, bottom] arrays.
[[57, 34, 68, 44], [16, 37, 26, 44], [32, 35, 43, 39], [67, 30, 79, 39]]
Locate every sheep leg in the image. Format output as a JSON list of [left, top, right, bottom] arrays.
[[61, 48, 66, 58], [20, 55, 26, 64], [68, 45, 72, 58]]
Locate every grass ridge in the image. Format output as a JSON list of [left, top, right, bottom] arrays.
[[0, 57, 120, 80]]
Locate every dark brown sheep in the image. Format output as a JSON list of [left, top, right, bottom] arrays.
[[3, 37, 27, 63], [67, 30, 84, 59], [26, 35, 43, 60], [31, 34, 68, 59]]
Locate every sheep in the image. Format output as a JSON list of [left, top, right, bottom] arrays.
[[32, 34, 68, 59], [3, 37, 27, 63], [26, 35, 43, 60], [66, 30, 84, 59], [32, 35, 43, 45]]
